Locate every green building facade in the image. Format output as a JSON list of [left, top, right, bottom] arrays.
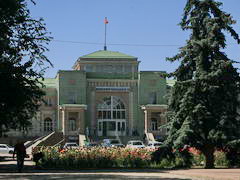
[[9, 50, 168, 143]]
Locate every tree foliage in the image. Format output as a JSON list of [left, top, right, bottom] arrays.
[[165, 0, 240, 168], [0, 0, 51, 136]]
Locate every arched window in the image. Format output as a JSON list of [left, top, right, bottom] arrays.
[[97, 96, 126, 119], [69, 118, 76, 131], [44, 118, 53, 132]]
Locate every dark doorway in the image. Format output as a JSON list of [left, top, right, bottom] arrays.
[[103, 121, 107, 136]]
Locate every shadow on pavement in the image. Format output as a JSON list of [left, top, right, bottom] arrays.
[[0, 160, 192, 179], [0, 174, 192, 180]]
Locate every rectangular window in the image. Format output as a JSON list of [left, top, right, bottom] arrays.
[[113, 111, 117, 119], [148, 92, 157, 104], [103, 65, 108, 72], [106, 65, 113, 73], [108, 122, 116, 131], [134, 66, 138, 72], [124, 64, 132, 73], [47, 98, 52, 106], [68, 92, 77, 104], [107, 111, 111, 119], [85, 64, 93, 72], [118, 122, 121, 131], [121, 122, 125, 131], [116, 65, 123, 73], [96, 65, 102, 72], [117, 111, 121, 119], [121, 111, 125, 119], [69, 119, 76, 131], [98, 111, 102, 119], [103, 111, 107, 119], [98, 122, 102, 131], [151, 120, 158, 131], [43, 97, 52, 106]]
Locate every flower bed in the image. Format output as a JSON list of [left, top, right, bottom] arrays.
[[33, 146, 239, 169], [34, 146, 154, 169]]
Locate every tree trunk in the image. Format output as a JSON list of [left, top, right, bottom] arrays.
[[0, 125, 2, 137], [202, 146, 215, 169]]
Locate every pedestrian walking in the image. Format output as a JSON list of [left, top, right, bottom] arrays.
[[13, 141, 26, 172]]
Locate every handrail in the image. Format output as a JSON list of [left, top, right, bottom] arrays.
[[26, 131, 55, 155], [53, 139, 64, 147]]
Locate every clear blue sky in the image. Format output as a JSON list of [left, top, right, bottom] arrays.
[[28, 0, 240, 78]]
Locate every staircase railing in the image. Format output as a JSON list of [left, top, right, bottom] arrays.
[[26, 131, 55, 155]]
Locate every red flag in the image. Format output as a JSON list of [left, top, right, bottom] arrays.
[[104, 17, 108, 24]]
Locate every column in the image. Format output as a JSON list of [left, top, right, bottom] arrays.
[[78, 111, 81, 134], [79, 109, 85, 134], [144, 109, 152, 133], [91, 89, 96, 134], [62, 109, 65, 135], [129, 91, 133, 136]]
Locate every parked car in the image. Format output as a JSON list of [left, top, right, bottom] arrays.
[[126, 140, 145, 148], [101, 139, 124, 147], [84, 142, 99, 148], [63, 142, 79, 149], [0, 144, 14, 154], [146, 141, 163, 149]]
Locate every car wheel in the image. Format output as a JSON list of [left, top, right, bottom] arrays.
[[9, 150, 13, 154]]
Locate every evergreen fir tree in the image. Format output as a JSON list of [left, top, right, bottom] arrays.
[[166, 0, 240, 168]]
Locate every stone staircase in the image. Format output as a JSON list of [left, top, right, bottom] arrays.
[[37, 131, 64, 147], [26, 132, 54, 156], [26, 131, 64, 157]]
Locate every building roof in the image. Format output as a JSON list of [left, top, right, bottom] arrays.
[[80, 50, 137, 60], [40, 78, 56, 88]]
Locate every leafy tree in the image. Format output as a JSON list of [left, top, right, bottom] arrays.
[[166, 0, 240, 168], [0, 0, 51, 136]]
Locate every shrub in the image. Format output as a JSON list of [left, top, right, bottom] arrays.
[[225, 148, 240, 167], [214, 151, 229, 167], [35, 146, 152, 169]]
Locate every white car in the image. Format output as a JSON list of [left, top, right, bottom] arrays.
[[126, 140, 145, 148], [146, 141, 163, 149], [102, 139, 124, 147], [0, 144, 14, 154], [63, 142, 79, 149]]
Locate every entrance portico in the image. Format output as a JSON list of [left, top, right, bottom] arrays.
[[59, 104, 87, 137], [141, 104, 168, 137]]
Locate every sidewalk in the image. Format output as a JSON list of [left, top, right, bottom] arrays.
[[168, 169, 240, 180]]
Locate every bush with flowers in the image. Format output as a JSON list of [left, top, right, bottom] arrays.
[[33, 146, 153, 169], [33, 145, 240, 169]]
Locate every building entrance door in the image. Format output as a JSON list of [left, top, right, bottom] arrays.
[[97, 120, 126, 137], [102, 121, 107, 136], [97, 96, 127, 137]]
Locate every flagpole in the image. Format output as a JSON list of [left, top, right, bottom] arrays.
[[104, 17, 107, 50]]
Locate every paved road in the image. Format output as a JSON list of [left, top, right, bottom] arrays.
[[1, 156, 240, 180], [0, 157, 195, 180], [0, 172, 196, 180]]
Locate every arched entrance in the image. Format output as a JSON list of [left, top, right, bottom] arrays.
[[97, 96, 126, 136]]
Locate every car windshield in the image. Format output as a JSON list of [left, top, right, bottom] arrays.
[[6, 145, 13, 148], [133, 142, 143, 145], [70, 144, 77, 146], [66, 143, 77, 147], [89, 143, 97, 146], [111, 140, 120, 144]]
